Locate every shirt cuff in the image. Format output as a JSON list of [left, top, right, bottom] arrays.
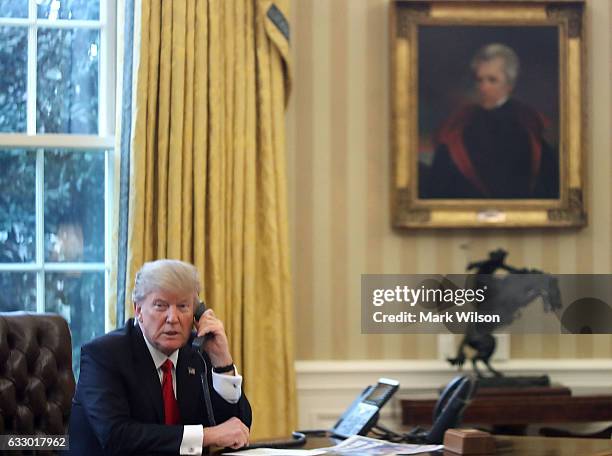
[[212, 365, 243, 403], [181, 425, 203, 455]]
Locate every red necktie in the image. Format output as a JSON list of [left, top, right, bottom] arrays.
[[161, 359, 181, 425]]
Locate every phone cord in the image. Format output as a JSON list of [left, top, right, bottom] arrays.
[[196, 351, 217, 426]]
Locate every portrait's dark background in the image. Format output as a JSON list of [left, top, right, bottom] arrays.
[[417, 26, 559, 168]]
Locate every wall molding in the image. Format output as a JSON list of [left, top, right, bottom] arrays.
[[295, 359, 612, 429]]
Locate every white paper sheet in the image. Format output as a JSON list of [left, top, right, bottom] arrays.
[[223, 435, 443, 455], [324, 435, 443, 455], [223, 449, 326, 455]]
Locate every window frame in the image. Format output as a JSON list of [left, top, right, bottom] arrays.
[[0, 0, 117, 333]]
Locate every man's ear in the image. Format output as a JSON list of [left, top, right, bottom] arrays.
[[134, 302, 142, 321]]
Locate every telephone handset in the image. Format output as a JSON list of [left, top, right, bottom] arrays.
[[331, 378, 399, 438], [192, 301, 214, 351], [424, 375, 477, 444]]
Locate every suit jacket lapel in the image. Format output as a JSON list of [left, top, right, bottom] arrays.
[[176, 346, 203, 424], [130, 321, 164, 423]]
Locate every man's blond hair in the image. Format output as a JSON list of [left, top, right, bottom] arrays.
[[132, 259, 200, 305]]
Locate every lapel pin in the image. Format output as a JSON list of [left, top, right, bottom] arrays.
[[188, 367, 196, 375]]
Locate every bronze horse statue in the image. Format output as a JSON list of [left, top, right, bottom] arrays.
[[447, 249, 562, 378]]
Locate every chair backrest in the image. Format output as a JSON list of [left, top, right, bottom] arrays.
[[0, 312, 75, 436]]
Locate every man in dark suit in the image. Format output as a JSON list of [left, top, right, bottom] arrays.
[[68, 260, 252, 455]]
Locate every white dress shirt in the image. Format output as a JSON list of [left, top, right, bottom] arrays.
[[140, 329, 243, 455]]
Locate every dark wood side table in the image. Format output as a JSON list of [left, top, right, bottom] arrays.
[[401, 385, 612, 435]]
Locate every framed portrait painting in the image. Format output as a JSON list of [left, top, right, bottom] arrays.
[[390, 0, 587, 228]]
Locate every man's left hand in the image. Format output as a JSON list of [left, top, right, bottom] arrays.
[[195, 309, 234, 369]]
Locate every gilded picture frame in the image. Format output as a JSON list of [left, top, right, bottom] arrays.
[[390, 0, 587, 228]]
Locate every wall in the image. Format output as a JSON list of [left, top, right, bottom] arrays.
[[286, 0, 612, 361]]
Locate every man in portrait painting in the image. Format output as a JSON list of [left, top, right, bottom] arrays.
[[423, 43, 559, 199]]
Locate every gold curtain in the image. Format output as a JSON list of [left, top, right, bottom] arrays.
[[125, 0, 295, 438]]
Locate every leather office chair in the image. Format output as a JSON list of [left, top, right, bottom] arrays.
[[0, 312, 75, 447]]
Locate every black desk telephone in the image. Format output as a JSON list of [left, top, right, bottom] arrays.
[[332, 378, 399, 438], [331, 375, 476, 444]]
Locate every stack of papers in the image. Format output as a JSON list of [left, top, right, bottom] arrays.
[[223, 435, 443, 455], [324, 435, 443, 454]]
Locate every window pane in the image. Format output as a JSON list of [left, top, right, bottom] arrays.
[[44, 150, 105, 262], [37, 0, 100, 21], [37, 28, 99, 134], [45, 271, 104, 375], [0, 272, 36, 312], [0, 150, 36, 263], [0, 27, 27, 132], [0, 0, 28, 18]]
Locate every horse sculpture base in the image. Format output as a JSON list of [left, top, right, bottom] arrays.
[[477, 375, 550, 389]]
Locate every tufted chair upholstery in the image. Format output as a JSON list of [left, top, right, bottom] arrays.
[[0, 312, 75, 445]]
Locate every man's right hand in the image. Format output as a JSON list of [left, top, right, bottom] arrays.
[[203, 417, 249, 449]]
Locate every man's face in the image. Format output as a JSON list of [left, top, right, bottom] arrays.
[[135, 289, 195, 356], [475, 57, 513, 109]]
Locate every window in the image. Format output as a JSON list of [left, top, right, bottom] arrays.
[[0, 0, 116, 375]]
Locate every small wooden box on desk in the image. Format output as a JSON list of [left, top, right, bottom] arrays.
[[401, 385, 612, 435]]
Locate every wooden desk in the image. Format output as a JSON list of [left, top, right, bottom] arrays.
[[285, 435, 612, 455], [492, 435, 612, 456]]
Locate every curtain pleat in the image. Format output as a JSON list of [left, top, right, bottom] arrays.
[[123, 0, 295, 438]]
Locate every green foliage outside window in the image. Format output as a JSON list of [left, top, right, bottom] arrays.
[[0, 0, 106, 376]]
